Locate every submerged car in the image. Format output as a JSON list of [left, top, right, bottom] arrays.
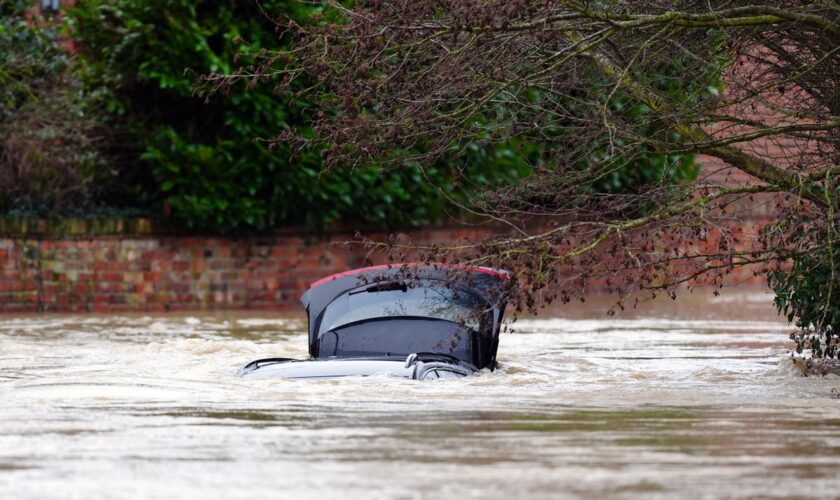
[[238, 263, 510, 380]]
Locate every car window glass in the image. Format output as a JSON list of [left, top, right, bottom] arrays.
[[320, 283, 488, 335]]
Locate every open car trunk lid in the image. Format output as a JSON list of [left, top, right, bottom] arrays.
[[300, 264, 509, 370]]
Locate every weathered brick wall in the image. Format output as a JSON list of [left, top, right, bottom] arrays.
[[0, 227, 501, 313], [0, 219, 770, 313]]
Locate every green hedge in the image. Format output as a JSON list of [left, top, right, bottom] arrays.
[[1, 0, 697, 233], [68, 0, 530, 232]]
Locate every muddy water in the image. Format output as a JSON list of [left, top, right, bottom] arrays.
[[1, 289, 839, 499]]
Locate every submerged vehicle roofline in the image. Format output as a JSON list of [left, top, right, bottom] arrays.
[[238, 352, 479, 380], [238, 263, 512, 380]]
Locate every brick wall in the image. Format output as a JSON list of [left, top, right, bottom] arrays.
[[0, 220, 770, 313], [0, 227, 503, 313]]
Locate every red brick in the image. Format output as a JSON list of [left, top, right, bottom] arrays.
[[98, 272, 122, 282], [172, 261, 190, 272], [143, 271, 163, 282], [0, 272, 20, 281]]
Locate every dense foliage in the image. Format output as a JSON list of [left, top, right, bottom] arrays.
[[68, 0, 535, 231], [0, 0, 113, 214], [0, 0, 699, 232], [769, 222, 840, 359]]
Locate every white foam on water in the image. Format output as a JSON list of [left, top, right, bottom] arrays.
[[1, 292, 840, 499]]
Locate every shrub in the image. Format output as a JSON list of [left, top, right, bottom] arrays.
[[769, 233, 840, 359], [0, 0, 113, 215], [68, 0, 529, 231]]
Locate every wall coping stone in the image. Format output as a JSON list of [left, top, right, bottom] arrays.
[[0, 217, 497, 240]]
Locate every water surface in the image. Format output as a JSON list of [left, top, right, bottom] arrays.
[[1, 289, 839, 499]]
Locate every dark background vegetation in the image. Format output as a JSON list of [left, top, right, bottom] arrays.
[[0, 0, 695, 233]]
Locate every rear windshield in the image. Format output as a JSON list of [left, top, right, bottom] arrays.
[[318, 281, 490, 335]]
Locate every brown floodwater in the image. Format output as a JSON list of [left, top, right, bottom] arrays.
[[1, 287, 839, 499]]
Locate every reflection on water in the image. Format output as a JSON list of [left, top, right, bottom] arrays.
[[1, 288, 840, 499]]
